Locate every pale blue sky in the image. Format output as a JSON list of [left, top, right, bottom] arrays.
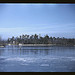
[[0, 3, 75, 39]]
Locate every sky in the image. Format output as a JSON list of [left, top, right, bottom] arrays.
[[0, 3, 75, 39]]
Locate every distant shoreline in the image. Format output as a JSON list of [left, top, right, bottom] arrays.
[[8, 44, 56, 46], [20, 44, 56, 46], [7, 44, 75, 47]]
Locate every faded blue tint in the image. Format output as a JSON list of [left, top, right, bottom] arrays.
[[0, 4, 75, 39]]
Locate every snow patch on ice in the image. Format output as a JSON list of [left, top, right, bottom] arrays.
[[5, 57, 38, 63], [40, 64, 49, 66]]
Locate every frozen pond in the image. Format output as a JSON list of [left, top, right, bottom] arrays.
[[0, 45, 75, 72]]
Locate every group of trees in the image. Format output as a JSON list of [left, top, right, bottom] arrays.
[[7, 34, 75, 46]]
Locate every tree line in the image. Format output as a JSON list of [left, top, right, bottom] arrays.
[[7, 34, 75, 46]]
